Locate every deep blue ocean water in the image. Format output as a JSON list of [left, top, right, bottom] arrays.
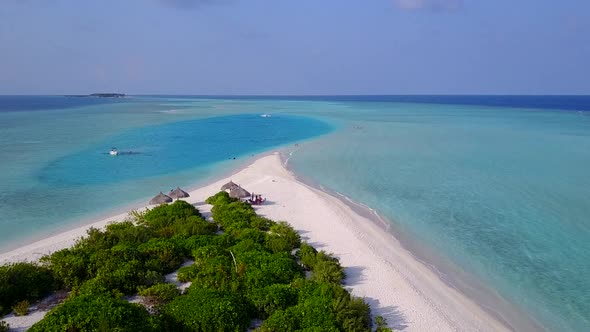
[[0, 95, 128, 112], [1, 95, 590, 331], [145, 94, 590, 112]]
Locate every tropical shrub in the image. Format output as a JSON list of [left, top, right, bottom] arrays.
[[105, 221, 153, 245], [12, 300, 29, 316], [191, 255, 240, 292], [176, 264, 198, 283], [204, 190, 234, 206], [296, 289, 339, 330], [238, 250, 303, 290], [138, 238, 185, 273], [249, 284, 297, 318], [162, 287, 251, 332], [138, 283, 180, 305], [0, 262, 58, 315], [182, 234, 234, 252], [296, 243, 345, 284], [312, 260, 346, 284], [210, 200, 257, 234], [250, 216, 275, 231], [257, 308, 300, 332], [142, 200, 203, 236], [266, 222, 301, 254], [171, 216, 217, 237], [233, 228, 267, 247], [41, 248, 88, 289], [269, 222, 301, 249], [13, 191, 378, 331], [298, 242, 318, 269], [293, 280, 371, 332], [375, 315, 395, 332], [331, 290, 372, 331], [28, 293, 160, 332], [75, 278, 123, 299]]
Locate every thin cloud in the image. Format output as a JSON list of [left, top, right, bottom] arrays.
[[394, 0, 463, 12]]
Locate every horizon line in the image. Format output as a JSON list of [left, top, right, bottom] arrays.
[[1, 93, 590, 97]]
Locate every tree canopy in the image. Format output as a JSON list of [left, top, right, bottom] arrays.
[[0, 192, 393, 331]]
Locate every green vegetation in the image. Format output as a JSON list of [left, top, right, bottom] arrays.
[[12, 300, 29, 316], [0, 262, 58, 315], [28, 292, 161, 332], [162, 287, 251, 331], [1, 193, 393, 331], [298, 242, 346, 284], [138, 283, 180, 306], [375, 315, 395, 332]]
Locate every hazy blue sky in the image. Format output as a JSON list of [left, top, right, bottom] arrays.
[[0, 0, 588, 95]]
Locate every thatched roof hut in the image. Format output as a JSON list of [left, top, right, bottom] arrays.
[[149, 192, 173, 205], [169, 187, 190, 199], [221, 180, 238, 191], [229, 186, 250, 199]]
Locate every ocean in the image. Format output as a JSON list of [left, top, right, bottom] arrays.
[[1, 95, 590, 331], [0, 96, 333, 250]]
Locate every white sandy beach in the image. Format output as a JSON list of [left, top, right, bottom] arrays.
[[0, 152, 509, 331]]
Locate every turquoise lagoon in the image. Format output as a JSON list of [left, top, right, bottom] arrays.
[[0, 97, 332, 251], [287, 99, 590, 331], [1, 96, 590, 331]]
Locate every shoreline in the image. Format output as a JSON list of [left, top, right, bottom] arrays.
[[0, 152, 264, 255], [281, 154, 543, 332], [1, 152, 525, 331]]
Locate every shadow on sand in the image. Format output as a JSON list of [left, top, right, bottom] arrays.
[[250, 200, 276, 206], [365, 298, 409, 331], [344, 265, 409, 330]]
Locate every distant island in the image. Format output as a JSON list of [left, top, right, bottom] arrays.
[[65, 93, 125, 98]]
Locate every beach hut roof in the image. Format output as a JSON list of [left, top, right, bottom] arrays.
[[169, 187, 190, 199], [229, 186, 251, 199], [149, 192, 173, 205], [221, 180, 238, 191]]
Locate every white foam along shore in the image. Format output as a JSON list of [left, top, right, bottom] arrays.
[[0, 153, 510, 331]]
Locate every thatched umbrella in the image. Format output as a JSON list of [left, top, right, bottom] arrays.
[[169, 187, 190, 200], [229, 186, 250, 199], [221, 180, 238, 191], [149, 192, 172, 205]]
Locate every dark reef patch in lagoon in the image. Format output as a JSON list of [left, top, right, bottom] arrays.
[[38, 114, 333, 186]]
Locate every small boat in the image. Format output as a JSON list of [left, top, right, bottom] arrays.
[[109, 147, 119, 156], [260, 114, 272, 118]]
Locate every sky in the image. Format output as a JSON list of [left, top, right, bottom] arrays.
[[0, 0, 589, 95]]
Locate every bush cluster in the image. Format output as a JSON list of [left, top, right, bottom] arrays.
[[159, 191, 372, 331], [40, 201, 210, 293], [0, 262, 58, 315], [375, 315, 395, 332], [138, 283, 180, 306], [5, 192, 392, 331], [12, 300, 29, 316], [30, 200, 210, 330], [28, 292, 161, 332], [298, 242, 346, 284]]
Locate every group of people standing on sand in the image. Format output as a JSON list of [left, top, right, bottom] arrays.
[[249, 193, 266, 205]]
